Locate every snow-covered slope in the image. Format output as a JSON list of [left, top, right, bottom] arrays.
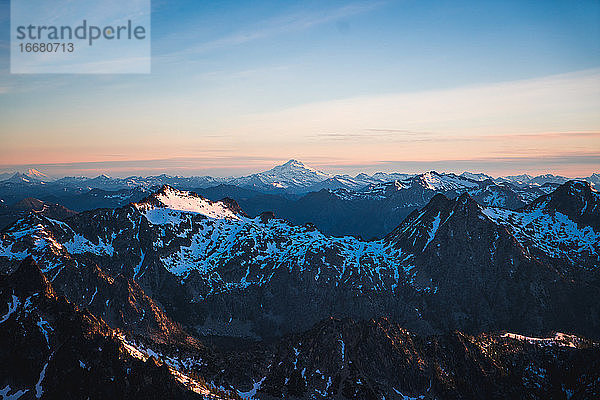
[[230, 160, 332, 192], [482, 181, 600, 264], [135, 186, 242, 222], [25, 168, 50, 181], [482, 206, 599, 263]]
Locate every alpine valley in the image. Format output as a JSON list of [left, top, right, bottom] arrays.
[[0, 161, 599, 399]]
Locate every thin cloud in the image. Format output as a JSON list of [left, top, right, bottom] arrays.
[[313, 128, 439, 142], [479, 131, 600, 140], [158, 1, 386, 61], [314, 131, 396, 140], [312, 130, 600, 144], [364, 128, 435, 135]]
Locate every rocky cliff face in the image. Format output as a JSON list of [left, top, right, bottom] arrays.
[[386, 190, 600, 338], [249, 317, 600, 399], [526, 180, 600, 230], [0, 258, 238, 399]]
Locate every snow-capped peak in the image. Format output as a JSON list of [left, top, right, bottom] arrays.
[[232, 159, 332, 191], [282, 159, 305, 167], [26, 168, 49, 180], [269, 159, 329, 177]]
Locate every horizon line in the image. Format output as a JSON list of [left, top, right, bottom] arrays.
[[1, 157, 598, 180]]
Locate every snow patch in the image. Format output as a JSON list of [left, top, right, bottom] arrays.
[[502, 332, 584, 348], [0, 385, 28, 400], [237, 377, 266, 399], [35, 362, 48, 398], [0, 295, 20, 324], [424, 212, 441, 250], [64, 233, 114, 256]]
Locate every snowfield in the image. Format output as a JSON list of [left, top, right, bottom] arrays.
[[483, 205, 600, 262], [135, 186, 240, 221]]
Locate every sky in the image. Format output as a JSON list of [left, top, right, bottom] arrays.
[[0, 0, 599, 178]]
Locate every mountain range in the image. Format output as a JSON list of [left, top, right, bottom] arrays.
[[3, 161, 598, 192], [1, 173, 599, 398], [2, 160, 597, 239]]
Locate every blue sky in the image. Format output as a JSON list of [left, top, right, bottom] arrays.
[[0, 0, 599, 177]]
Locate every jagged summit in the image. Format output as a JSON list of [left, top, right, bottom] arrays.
[[455, 191, 482, 207], [354, 171, 481, 199], [526, 180, 600, 229], [134, 185, 244, 220], [385, 192, 482, 252], [413, 171, 479, 191]]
